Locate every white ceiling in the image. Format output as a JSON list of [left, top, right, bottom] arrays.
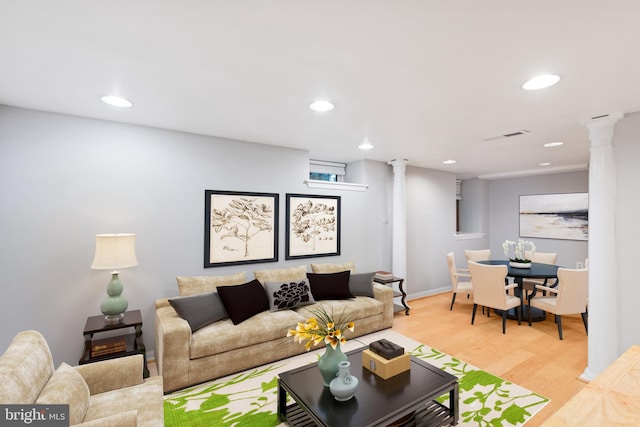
[[2, 1, 639, 179]]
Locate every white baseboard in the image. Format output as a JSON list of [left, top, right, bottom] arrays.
[[406, 286, 450, 301]]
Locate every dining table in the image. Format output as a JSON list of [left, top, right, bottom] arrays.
[[477, 260, 561, 322]]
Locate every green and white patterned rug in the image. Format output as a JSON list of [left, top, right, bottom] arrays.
[[164, 330, 549, 426]]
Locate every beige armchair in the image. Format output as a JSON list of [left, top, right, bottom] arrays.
[[469, 261, 521, 334], [447, 252, 473, 310], [528, 267, 589, 340], [0, 330, 163, 426]]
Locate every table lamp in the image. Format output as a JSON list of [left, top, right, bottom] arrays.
[[91, 233, 139, 323]]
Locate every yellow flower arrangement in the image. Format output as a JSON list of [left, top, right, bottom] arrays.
[[286, 305, 355, 351]]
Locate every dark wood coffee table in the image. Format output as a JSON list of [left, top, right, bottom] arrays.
[[277, 347, 458, 426]]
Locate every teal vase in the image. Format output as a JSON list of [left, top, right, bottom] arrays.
[[318, 343, 348, 386]]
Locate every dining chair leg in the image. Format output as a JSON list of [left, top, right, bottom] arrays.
[[581, 312, 588, 334], [471, 304, 478, 325], [556, 314, 563, 340], [502, 311, 507, 334], [450, 293, 457, 310]]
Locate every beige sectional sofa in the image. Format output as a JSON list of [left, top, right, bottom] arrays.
[[0, 330, 164, 426], [155, 262, 394, 393]]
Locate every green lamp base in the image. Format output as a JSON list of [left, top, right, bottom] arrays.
[[101, 272, 128, 323]]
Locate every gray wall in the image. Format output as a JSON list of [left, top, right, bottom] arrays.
[[0, 105, 390, 366], [452, 178, 491, 276], [613, 111, 640, 353], [405, 166, 457, 297], [459, 178, 490, 235], [488, 171, 589, 268]]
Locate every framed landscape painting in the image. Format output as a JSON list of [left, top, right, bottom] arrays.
[[204, 190, 279, 267], [285, 194, 340, 260], [519, 193, 588, 241]]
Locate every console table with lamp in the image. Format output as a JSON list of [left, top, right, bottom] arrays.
[[90, 233, 138, 323], [80, 233, 149, 377]]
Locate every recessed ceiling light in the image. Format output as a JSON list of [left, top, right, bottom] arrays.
[[522, 74, 561, 91], [543, 141, 564, 148], [101, 95, 133, 108], [358, 137, 374, 150], [309, 100, 334, 112], [538, 162, 552, 166], [443, 160, 456, 165]]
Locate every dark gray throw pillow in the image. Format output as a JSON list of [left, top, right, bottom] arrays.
[[349, 272, 376, 298], [307, 270, 354, 300], [169, 291, 227, 332], [265, 280, 316, 312], [217, 279, 270, 325]]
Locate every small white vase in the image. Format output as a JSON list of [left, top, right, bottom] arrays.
[[509, 261, 532, 268], [329, 361, 359, 401]]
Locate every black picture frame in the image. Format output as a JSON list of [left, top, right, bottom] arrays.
[[285, 193, 341, 260], [204, 190, 279, 267]]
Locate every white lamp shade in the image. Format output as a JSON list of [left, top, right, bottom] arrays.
[[91, 233, 139, 270]]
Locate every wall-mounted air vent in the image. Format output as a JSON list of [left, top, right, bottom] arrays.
[[482, 129, 530, 142]]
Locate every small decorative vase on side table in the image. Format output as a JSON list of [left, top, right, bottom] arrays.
[[509, 261, 532, 268], [329, 360, 359, 401], [318, 343, 348, 387]]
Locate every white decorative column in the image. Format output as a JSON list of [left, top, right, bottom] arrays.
[[387, 159, 408, 284], [581, 113, 623, 381]]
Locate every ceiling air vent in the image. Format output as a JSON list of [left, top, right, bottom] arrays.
[[482, 129, 530, 142]]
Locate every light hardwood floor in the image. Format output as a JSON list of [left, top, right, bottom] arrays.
[[392, 292, 588, 426]]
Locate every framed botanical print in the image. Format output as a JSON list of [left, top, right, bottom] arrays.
[[204, 190, 279, 267], [285, 193, 340, 260]]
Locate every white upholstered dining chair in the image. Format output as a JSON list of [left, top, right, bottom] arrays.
[[446, 252, 473, 310], [464, 249, 491, 265], [468, 261, 521, 334], [522, 251, 559, 297], [527, 267, 589, 340]]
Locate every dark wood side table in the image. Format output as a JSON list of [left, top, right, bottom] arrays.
[[374, 276, 410, 315], [79, 309, 149, 378]]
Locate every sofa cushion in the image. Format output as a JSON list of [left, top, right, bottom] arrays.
[[176, 272, 246, 297], [36, 362, 90, 425], [307, 271, 354, 300], [349, 272, 376, 298], [254, 265, 307, 285], [0, 330, 55, 404], [310, 261, 355, 274], [217, 279, 270, 325], [297, 297, 384, 326], [190, 309, 306, 359], [169, 291, 227, 332], [265, 280, 316, 312]]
